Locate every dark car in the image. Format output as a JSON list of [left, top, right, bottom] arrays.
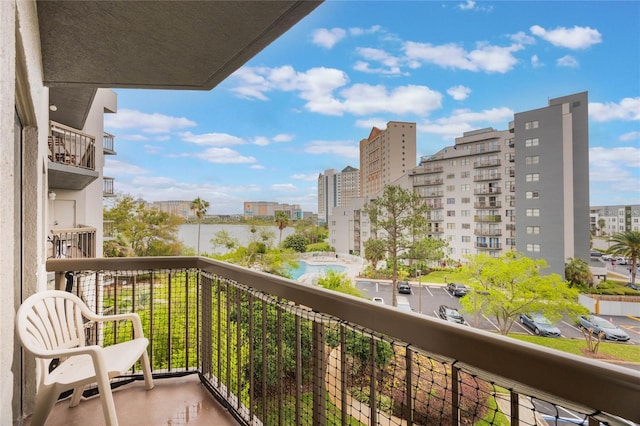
[[438, 305, 466, 325], [397, 281, 411, 294], [446, 282, 469, 297], [518, 312, 561, 337], [577, 315, 630, 342], [590, 251, 603, 257]]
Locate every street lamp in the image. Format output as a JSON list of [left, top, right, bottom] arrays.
[[417, 269, 422, 314]]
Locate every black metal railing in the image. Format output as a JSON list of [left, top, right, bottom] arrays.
[[45, 257, 639, 426]]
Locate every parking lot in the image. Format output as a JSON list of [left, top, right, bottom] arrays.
[[355, 280, 640, 345]]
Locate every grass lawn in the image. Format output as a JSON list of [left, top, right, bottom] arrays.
[[511, 334, 640, 363]]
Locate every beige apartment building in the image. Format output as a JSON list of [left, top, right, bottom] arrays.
[[359, 121, 416, 197], [317, 166, 360, 225], [590, 205, 640, 235], [244, 201, 303, 220], [146, 200, 194, 219]]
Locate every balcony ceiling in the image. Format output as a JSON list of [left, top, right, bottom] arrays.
[[37, 1, 322, 129]]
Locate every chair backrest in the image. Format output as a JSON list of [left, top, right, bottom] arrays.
[[16, 291, 88, 385]]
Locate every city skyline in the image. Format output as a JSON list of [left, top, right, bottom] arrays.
[[104, 1, 640, 214]]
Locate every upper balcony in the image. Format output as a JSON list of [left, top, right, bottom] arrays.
[[473, 159, 501, 168], [47, 226, 96, 259], [103, 176, 115, 197], [103, 132, 117, 155], [48, 122, 98, 191], [40, 257, 637, 426]]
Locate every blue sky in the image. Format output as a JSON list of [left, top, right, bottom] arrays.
[[104, 0, 640, 214]]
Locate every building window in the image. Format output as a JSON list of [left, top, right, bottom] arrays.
[[461, 171, 470, 178], [525, 173, 540, 182], [462, 236, 470, 242], [526, 226, 540, 234], [460, 158, 470, 166], [447, 173, 455, 179], [525, 138, 539, 147], [447, 198, 455, 204], [526, 208, 540, 217], [449, 160, 457, 166], [461, 197, 470, 204], [526, 191, 540, 199], [525, 120, 539, 130], [462, 223, 471, 229], [525, 155, 540, 165], [461, 210, 470, 217], [447, 210, 455, 217], [447, 223, 456, 229], [526, 243, 541, 252], [461, 184, 470, 191], [446, 185, 456, 192]]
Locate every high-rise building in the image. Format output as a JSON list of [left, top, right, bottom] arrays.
[[359, 121, 416, 197], [329, 92, 590, 277], [317, 166, 360, 225]]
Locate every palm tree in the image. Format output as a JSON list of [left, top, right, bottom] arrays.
[[607, 230, 640, 285], [597, 218, 606, 236], [275, 211, 289, 246], [190, 197, 210, 255]]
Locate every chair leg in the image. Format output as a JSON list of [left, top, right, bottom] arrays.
[[30, 385, 59, 426], [96, 371, 119, 426], [141, 351, 154, 390], [69, 385, 84, 407]]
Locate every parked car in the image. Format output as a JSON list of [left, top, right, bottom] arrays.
[[590, 251, 603, 257], [372, 297, 384, 304], [601, 254, 614, 261], [518, 312, 561, 337], [438, 305, 466, 325], [616, 257, 628, 265], [446, 282, 469, 297], [577, 315, 630, 342], [397, 281, 411, 294]]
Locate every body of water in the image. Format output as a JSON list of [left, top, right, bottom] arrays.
[[289, 261, 346, 280], [179, 224, 295, 254]]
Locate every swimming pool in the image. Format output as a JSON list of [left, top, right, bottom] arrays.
[[289, 261, 346, 280]]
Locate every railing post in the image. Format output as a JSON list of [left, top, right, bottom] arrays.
[[451, 364, 459, 425], [340, 326, 348, 426], [277, 306, 283, 426], [405, 347, 414, 425], [295, 316, 302, 426], [511, 391, 520, 424], [312, 321, 326, 426], [370, 338, 377, 425], [201, 274, 212, 378]]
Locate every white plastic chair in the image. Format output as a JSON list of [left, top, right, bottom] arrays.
[[16, 290, 154, 426]]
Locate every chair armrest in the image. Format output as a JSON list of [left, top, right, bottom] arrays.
[[26, 343, 103, 360], [85, 311, 146, 339]]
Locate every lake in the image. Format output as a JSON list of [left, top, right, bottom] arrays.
[[179, 224, 295, 254]]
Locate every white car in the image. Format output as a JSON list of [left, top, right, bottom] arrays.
[[616, 257, 628, 265], [372, 297, 384, 304]]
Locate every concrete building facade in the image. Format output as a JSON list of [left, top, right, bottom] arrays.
[[244, 201, 303, 220], [359, 121, 416, 197], [317, 166, 360, 225], [147, 200, 194, 219], [329, 93, 590, 277], [590, 205, 640, 236]]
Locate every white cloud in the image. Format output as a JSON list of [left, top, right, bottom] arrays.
[[250, 164, 265, 170], [459, 0, 475, 10], [419, 107, 514, 140], [105, 109, 196, 134], [589, 147, 640, 196], [119, 134, 149, 141], [510, 31, 536, 45], [590, 98, 640, 122], [354, 47, 405, 75], [180, 131, 245, 146], [447, 85, 471, 101], [557, 55, 579, 68], [531, 54, 542, 68], [355, 118, 389, 129], [530, 25, 602, 49], [305, 141, 360, 159], [253, 136, 270, 147], [403, 41, 522, 73], [271, 183, 298, 192], [349, 25, 381, 36], [291, 173, 318, 181], [143, 145, 163, 154], [620, 131, 640, 142], [104, 158, 149, 176], [192, 148, 257, 164], [312, 28, 347, 49], [339, 84, 443, 116], [273, 134, 294, 143]]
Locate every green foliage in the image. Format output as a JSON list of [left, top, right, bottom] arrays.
[[210, 229, 239, 253], [364, 238, 386, 269], [454, 252, 588, 335], [282, 234, 310, 253], [294, 219, 328, 244], [608, 230, 640, 284], [564, 257, 594, 287], [275, 211, 290, 245], [316, 270, 363, 297], [103, 195, 184, 257], [306, 242, 332, 252]]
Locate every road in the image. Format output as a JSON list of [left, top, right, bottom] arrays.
[[355, 279, 640, 345]]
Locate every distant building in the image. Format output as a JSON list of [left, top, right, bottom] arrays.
[[147, 200, 194, 219], [244, 201, 303, 220], [360, 121, 416, 197], [590, 205, 640, 235], [317, 166, 360, 225], [329, 92, 590, 277]]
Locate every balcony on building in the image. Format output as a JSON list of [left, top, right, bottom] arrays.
[[474, 228, 502, 236], [103, 220, 115, 241], [427, 202, 444, 209], [36, 257, 637, 426], [103, 132, 117, 155], [423, 191, 444, 198], [428, 215, 445, 222], [507, 138, 514, 148], [506, 153, 515, 163], [103, 176, 115, 197], [47, 225, 96, 259], [474, 215, 502, 223], [506, 167, 515, 177], [474, 187, 501, 195], [474, 201, 502, 209], [474, 173, 502, 182], [413, 177, 444, 186], [416, 163, 444, 174], [508, 184, 515, 192], [475, 242, 502, 250], [473, 159, 501, 168], [47, 122, 98, 190]]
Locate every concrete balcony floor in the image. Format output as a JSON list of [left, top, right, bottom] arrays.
[[23, 375, 238, 426]]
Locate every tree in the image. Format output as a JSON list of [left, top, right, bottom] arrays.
[[455, 252, 588, 335], [564, 257, 594, 288], [282, 234, 309, 253], [190, 197, 210, 255], [103, 195, 184, 256], [210, 229, 238, 253], [275, 211, 289, 245], [294, 219, 327, 244], [607, 230, 640, 285], [316, 270, 363, 297], [363, 185, 430, 307], [597, 218, 606, 236], [364, 238, 386, 269]]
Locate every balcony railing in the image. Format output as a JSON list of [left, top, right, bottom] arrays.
[[473, 173, 501, 182], [48, 122, 96, 170], [103, 176, 115, 197], [474, 215, 502, 223], [103, 132, 116, 154], [103, 220, 115, 240], [474, 228, 502, 236], [474, 187, 501, 195], [474, 201, 502, 209], [475, 242, 502, 250], [44, 257, 638, 426], [473, 159, 501, 168], [47, 226, 96, 259]]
